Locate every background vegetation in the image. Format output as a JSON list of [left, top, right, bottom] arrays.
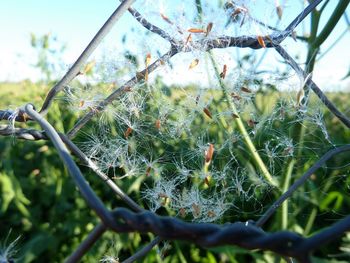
[[1, 1, 350, 262]]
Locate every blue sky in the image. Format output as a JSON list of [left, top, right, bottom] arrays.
[[0, 0, 349, 90]]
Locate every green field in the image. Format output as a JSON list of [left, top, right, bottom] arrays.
[[1, 80, 350, 262]]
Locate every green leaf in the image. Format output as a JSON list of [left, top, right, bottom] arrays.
[[0, 172, 15, 212], [320, 191, 343, 211]]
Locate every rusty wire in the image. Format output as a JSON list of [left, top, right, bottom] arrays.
[[2, 0, 350, 262]]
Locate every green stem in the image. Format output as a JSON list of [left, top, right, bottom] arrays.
[[313, 0, 350, 47], [282, 159, 295, 229], [304, 207, 318, 236], [174, 241, 187, 263], [208, 52, 278, 187], [195, 0, 203, 23], [295, 1, 349, 166]]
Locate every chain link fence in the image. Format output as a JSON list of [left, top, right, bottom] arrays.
[[1, 0, 350, 262]]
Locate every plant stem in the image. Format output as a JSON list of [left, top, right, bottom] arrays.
[[294, 1, 349, 166], [282, 159, 295, 229], [304, 207, 318, 236], [208, 52, 278, 187]]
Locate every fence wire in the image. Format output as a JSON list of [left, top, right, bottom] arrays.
[[1, 0, 350, 262]]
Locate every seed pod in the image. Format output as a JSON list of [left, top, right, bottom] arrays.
[[205, 143, 214, 163], [145, 53, 151, 66], [192, 203, 201, 217], [220, 64, 227, 79], [247, 119, 258, 127], [241, 86, 252, 93], [185, 33, 192, 45], [124, 127, 133, 139], [232, 113, 240, 119], [231, 92, 241, 100], [205, 22, 213, 36], [155, 119, 161, 130], [179, 208, 186, 218], [188, 28, 205, 33], [124, 86, 132, 92], [257, 35, 266, 48], [189, 59, 199, 70], [145, 166, 151, 177], [276, 5, 283, 20], [207, 210, 216, 218], [160, 13, 173, 24], [203, 107, 212, 119]]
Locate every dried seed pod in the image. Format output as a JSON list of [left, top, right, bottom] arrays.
[[189, 59, 199, 69], [276, 5, 283, 20], [257, 35, 266, 48], [232, 113, 240, 119], [160, 12, 173, 24], [145, 53, 151, 66], [205, 22, 213, 36], [179, 208, 186, 218], [145, 166, 151, 177], [220, 64, 227, 79], [155, 119, 161, 130], [241, 86, 252, 93], [188, 28, 205, 33], [231, 92, 241, 100], [207, 210, 216, 218], [124, 86, 132, 92], [124, 127, 133, 139], [205, 143, 214, 163], [192, 203, 201, 217], [203, 107, 212, 119], [247, 119, 258, 127], [185, 33, 192, 45]]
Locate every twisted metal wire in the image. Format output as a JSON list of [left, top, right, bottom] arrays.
[[1, 0, 350, 262]]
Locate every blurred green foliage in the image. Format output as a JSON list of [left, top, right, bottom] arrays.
[[1, 80, 350, 262]]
